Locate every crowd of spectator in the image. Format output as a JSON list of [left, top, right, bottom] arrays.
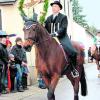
[[0, 31, 29, 95]]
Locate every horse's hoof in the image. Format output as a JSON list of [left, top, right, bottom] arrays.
[[98, 74, 100, 78]]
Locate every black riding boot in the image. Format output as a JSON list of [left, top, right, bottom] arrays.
[[70, 55, 79, 78], [0, 71, 2, 93], [59, 35, 79, 77]]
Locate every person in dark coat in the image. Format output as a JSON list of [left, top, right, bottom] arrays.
[[45, 1, 79, 77], [88, 47, 93, 62], [0, 31, 9, 94], [21, 49, 29, 90], [11, 37, 27, 92]]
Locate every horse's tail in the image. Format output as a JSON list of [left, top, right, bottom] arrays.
[[80, 65, 88, 96]]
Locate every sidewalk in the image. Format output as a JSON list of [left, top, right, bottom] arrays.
[[0, 61, 92, 100], [0, 63, 98, 100], [0, 77, 66, 100], [0, 84, 43, 100]]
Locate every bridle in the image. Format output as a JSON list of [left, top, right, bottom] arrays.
[[27, 36, 51, 46], [24, 23, 52, 46]]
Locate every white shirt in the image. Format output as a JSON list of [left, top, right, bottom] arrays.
[[53, 13, 59, 19]]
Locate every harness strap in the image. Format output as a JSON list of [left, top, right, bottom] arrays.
[[59, 44, 69, 64]]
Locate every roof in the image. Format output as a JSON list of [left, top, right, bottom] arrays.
[[0, 0, 17, 5]]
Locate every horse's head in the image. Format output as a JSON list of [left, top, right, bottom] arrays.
[[23, 21, 38, 52], [23, 21, 50, 52]]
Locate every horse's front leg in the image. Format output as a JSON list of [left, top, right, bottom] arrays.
[[42, 76, 50, 89], [96, 60, 100, 70], [66, 74, 79, 100], [47, 73, 60, 100]]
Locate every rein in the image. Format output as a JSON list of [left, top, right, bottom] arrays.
[[32, 36, 51, 46], [24, 23, 52, 46]]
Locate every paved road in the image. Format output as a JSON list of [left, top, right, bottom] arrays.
[[0, 63, 100, 100]]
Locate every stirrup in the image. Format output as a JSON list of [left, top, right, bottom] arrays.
[[71, 69, 79, 78]]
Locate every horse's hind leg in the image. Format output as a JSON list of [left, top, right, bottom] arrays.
[[96, 61, 100, 78], [47, 73, 60, 100], [66, 74, 79, 100], [73, 79, 80, 100]]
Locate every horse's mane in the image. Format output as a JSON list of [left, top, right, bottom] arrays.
[[34, 23, 54, 60], [35, 23, 50, 39]]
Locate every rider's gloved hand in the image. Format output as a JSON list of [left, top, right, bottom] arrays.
[[50, 32, 58, 37]]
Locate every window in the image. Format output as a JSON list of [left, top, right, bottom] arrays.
[[0, 0, 16, 5], [64, 0, 67, 14], [0, 9, 2, 30], [67, 1, 70, 17], [0, 0, 16, 2]]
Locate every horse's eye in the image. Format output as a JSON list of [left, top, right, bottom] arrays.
[[32, 29, 35, 31]]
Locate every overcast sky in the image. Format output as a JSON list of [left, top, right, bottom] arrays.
[[79, 0, 100, 29]]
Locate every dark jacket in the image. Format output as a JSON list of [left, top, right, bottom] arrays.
[[45, 13, 68, 39], [11, 45, 27, 64], [9, 60, 17, 77], [88, 49, 91, 57], [45, 13, 77, 56], [0, 43, 9, 66]]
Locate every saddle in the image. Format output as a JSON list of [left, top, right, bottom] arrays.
[[52, 37, 70, 74], [53, 37, 79, 77]]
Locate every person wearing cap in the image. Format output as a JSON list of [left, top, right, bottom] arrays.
[[45, 1, 79, 77], [11, 37, 27, 92], [0, 31, 9, 94]]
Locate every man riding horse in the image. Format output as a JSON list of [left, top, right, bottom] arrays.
[[21, 1, 79, 78], [45, 1, 79, 77]]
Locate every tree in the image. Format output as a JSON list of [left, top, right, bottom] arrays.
[[87, 25, 97, 35], [71, 0, 98, 35], [18, 0, 49, 25], [71, 0, 88, 28]]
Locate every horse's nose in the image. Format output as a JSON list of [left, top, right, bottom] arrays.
[[24, 45, 32, 52]]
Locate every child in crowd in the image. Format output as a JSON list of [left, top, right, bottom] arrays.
[[8, 54, 17, 93]]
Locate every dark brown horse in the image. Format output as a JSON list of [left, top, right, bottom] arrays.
[[91, 45, 100, 77], [23, 22, 87, 100]]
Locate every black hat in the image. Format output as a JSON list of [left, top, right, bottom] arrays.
[[50, 1, 62, 10], [15, 37, 22, 43], [0, 30, 8, 38]]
